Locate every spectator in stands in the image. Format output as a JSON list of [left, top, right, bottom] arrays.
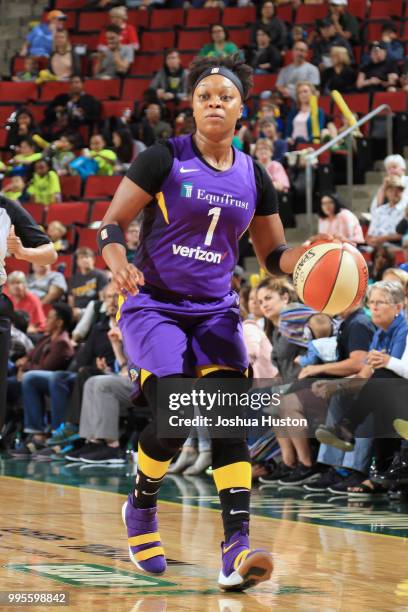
[[366, 176, 406, 248], [369, 246, 395, 282], [44, 75, 101, 130], [254, 138, 289, 192], [8, 303, 74, 458], [27, 159, 62, 206], [248, 28, 282, 74], [98, 6, 139, 54], [242, 287, 278, 379], [381, 22, 404, 62], [125, 219, 141, 263], [276, 41, 320, 100], [312, 18, 353, 72], [8, 139, 41, 177], [5, 271, 46, 333], [318, 193, 364, 243], [12, 56, 39, 82], [45, 30, 81, 82], [356, 41, 399, 93], [258, 119, 288, 163], [295, 313, 337, 368], [321, 46, 356, 94], [370, 155, 408, 213], [139, 103, 173, 145], [288, 25, 307, 48], [112, 129, 143, 173], [284, 81, 325, 144], [329, 0, 360, 46], [45, 135, 76, 176], [20, 10, 67, 58], [93, 24, 134, 79], [382, 267, 408, 292], [84, 134, 117, 176], [46, 221, 69, 254], [199, 24, 239, 58], [150, 49, 189, 104], [6, 109, 38, 149], [68, 247, 108, 321], [27, 263, 67, 305], [0, 176, 26, 202], [251, 1, 287, 51]]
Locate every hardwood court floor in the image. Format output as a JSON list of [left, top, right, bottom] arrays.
[[0, 457, 408, 611]]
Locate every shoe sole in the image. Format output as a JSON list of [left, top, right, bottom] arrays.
[[327, 487, 352, 496], [257, 478, 281, 486], [347, 491, 387, 498], [218, 551, 273, 592], [64, 455, 84, 462], [393, 419, 408, 441], [278, 472, 322, 486], [315, 428, 355, 452], [121, 502, 166, 576], [81, 458, 125, 464], [303, 483, 330, 492]]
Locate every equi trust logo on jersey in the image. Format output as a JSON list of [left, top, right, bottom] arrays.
[[180, 181, 193, 198], [172, 244, 225, 264]]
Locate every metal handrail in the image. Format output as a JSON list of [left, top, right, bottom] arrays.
[[305, 103, 393, 230]]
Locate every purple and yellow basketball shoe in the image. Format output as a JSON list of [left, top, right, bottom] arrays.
[[122, 494, 166, 574], [218, 522, 273, 591]]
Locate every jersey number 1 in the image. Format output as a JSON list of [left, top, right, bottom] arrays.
[[204, 207, 221, 247]]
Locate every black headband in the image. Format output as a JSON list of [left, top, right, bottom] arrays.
[[192, 66, 244, 100]]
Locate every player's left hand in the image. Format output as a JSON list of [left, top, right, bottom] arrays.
[[7, 225, 26, 259], [366, 350, 390, 369]]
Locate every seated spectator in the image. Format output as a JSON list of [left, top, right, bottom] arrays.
[[68, 247, 108, 320], [5, 271, 46, 333], [254, 138, 289, 192], [258, 119, 288, 163], [257, 93, 284, 134], [295, 313, 337, 368], [366, 176, 406, 248], [242, 286, 278, 378], [370, 155, 408, 213], [321, 45, 356, 94], [248, 28, 282, 74], [312, 17, 353, 72], [328, 0, 360, 45], [139, 103, 173, 145], [44, 75, 101, 130], [86, 134, 117, 176], [381, 22, 404, 63], [199, 24, 239, 58], [0, 176, 26, 202], [150, 49, 189, 103], [369, 245, 395, 282], [382, 267, 408, 291], [112, 129, 142, 173], [46, 221, 69, 254], [318, 193, 364, 243], [93, 24, 133, 79], [8, 303, 74, 458], [6, 109, 38, 149], [46, 135, 76, 176], [44, 30, 81, 82], [10, 310, 34, 361], [126, 219, 141, 263], [288, 25, 307, 48], [276, 41, 320, 100], [251, 1, 287, 51], [12, 56, 39, 82], [20, 10, 66, 58], [27, 159, 62, 206], [27, 263, 67, 305], [356, 41, 399, 93], [98, 6, 139, 53], [8, 139, 42, 177], [284, 81, 325, 144]]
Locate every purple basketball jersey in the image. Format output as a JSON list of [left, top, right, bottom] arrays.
[[134, 135, 257, 298]]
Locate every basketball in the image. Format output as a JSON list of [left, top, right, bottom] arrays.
[[293, 242, 369, 315]]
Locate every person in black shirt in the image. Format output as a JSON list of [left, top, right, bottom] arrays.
[[0, 196, 57, 439], [251, 0, 287, 51], [68, 247, 108, 320], [43, 75, 101, 130], [357, 41, 399, 93], [248, 27, 282, 74], [312, 18, 353, 72], [321, 45, 356, 94]]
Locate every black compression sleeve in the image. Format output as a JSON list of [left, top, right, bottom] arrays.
[[126, 141, 173, 196], [253, 160, 279, 216]]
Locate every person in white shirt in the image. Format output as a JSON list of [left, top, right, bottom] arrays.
[[370, 154, 408, 214], [366, 175, 406, 248]]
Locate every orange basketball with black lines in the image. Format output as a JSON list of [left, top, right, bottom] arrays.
[[293, 242, 368, 315]]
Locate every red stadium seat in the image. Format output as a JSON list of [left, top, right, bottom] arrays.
[[140, 30, 175, 52], [55, 0, 87, 7], [369, 0, 402, 18], [276, 4, 293, 22], [319, 95, 332, 115], [64, 12, 77, 31], [394, 251, 406, 265], [334, 93, 370, 116], [0, 105, 16, 124], [179, 52, 197, 67], [127, 10, 150, 28], [40, 81, 70, 102], [78, 11, 110, 32], [52, 254, 73, 277], [46, 202, 90, 226], [5, 257, 30, 275], [223, 7, 256, 26], [95, 254, 108, 270], [90, 200, 110, 223], [348, 0, 367, 19], [366, 22, 384, 42], [295, 4, 327, 24], [70, 34, 99, 51], [84, 175, 122, 200], [84, 79, 121, 100], [60, 175, 82, 200], [22, 204, 46, 225], [229, 28, 251, 48], [252, 73, 278, 94], [150, 9, 184, 29], [186, 8, 221, 27], [178, 29, 209, 51], [0, 82, 37, 103], [0, 128, 7, 148], [122, 78, 151, 101], [77, 227, 98, 249], [372, 91, 407, 113], [28, 104, 47, 124], [131, 54, 164, 76], [101, 100, 133, 118]]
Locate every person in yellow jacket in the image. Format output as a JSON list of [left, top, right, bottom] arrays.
[[27, 159, 62, 206], [85, 134, 117, 176]]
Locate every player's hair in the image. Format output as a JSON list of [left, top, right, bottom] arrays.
[[188, 54, 253, 101], [257, 276, 298, 302]]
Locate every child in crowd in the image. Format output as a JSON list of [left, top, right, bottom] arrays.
[[39, 135, 76, 175], [8, 139, 42, 176], [258, 118, 288, 162], [295, 313, 338, 368], [0, 176, 26, 201], [254, 138, 290, 192], [27, 159, 62, 206], [47, 220, 69, 253], [84, 134, 117, 176], [12, 56, 39, 82]]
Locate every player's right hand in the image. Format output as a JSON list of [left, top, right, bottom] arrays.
[[112, 263, 144, 296]]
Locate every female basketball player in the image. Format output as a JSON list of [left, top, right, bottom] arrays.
[[98, 54, 327, 591]]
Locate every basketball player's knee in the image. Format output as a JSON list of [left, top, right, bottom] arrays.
[[157, 436, 187, 454]]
